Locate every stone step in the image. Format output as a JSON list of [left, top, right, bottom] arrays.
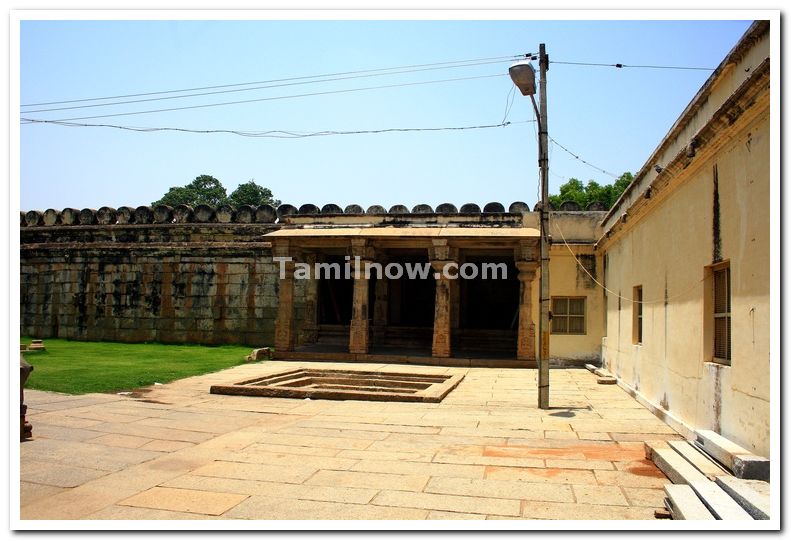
[[715, 476, 770, 520], [687, 479, 753, 520], [596, 376, 617, 385], [669, 440, 728, 480], [664, 484, 716, 520], [646, 443, 709, 485], [694, 430, 769, 481]]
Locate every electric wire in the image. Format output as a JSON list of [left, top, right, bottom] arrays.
[[26, 73, 509, 123], [551, 60, 715, 71], [22, 58, 519, 114], [20, 117, 535, 138], [555, 218, 710, 304], [549, 137, 620, 179], [22, 53, 530, 108]]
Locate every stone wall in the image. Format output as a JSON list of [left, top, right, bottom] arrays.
[[19, 221, 301, 347], [20, 201, 602, 347]]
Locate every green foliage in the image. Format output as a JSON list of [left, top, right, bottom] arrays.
[[228, 180, 281, 207], [549, 172, 634, 210], [152, 174, 228, 207], [152, 175, 280, 208], [21, 338, 251, 394]]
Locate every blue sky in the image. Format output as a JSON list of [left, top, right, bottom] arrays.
[[19, 18, 752, 211]]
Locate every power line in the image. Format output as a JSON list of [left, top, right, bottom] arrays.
[[549, 137, 621, 179], [551, 60, 715, 71], [20, 117, 535, 138], [22, 53, 530, 108], [22, 58, 518, 114], [27, 73, 509, 123]]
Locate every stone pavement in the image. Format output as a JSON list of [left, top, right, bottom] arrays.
[[20, 362, 684, 521]]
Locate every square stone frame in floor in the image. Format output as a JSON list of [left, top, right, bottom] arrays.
[[209, 367, 465, 403]]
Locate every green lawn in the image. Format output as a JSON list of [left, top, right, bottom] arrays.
[[20, 338, 252, 395]]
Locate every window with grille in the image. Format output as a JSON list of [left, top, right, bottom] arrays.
[[633, 286, 643, 344], [551, 297, 586, 335], [713, 265, 731, 364]]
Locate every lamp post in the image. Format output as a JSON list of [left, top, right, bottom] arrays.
[[510, 44, 550, 410]]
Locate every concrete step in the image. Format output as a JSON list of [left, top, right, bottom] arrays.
[[688, 479, 753, 520], [669, 440, 728, 481], [648, 441, 758, 521], [694, 430, 770, 481], [664, 484, 716, 520], [715, 476, 770, 520], [646, 443, 709, 485]]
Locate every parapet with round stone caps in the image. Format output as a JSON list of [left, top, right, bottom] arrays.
[[173, 204, 194, 223], [61, 208, 80, 225], [117, 206, 135, 224], [320, 203, 343, 214], [559, 200, 582, 211], [25, 210, 43, 227], [586, 201, 607, 211], [483, 202, 505, 213], [509, 201, 530, 213], [411, 204, 434, 214], [153, 205, 174, 224], [297, 203, 319, 215], [96, 207, 117, 225], [43, 209, 61, 226], [20, 200, 547, 227], [235, 204, 256, 223], [435, 203, 458, 214], [216, 204, 235, 223], [459, 203, 481, 214], [276, 204, 297, 222], [193, 204, 216, 223], [256, 204, 277, 223], [134, 206, 154, 224]]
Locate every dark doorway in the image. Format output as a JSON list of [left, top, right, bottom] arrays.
[[387, 253, 435, 327], [458, 254, 519, 357], [318, 255, 353, 325], [461, 255, 519, 329]]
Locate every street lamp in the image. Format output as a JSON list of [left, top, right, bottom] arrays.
[[510, 44, 550, 410]]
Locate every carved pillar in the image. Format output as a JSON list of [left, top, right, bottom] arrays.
[[431, 261, 453, 357], [273, 241, 297, 352], [349, 239, 373, 354], [430, 239, 458, 358], [300, 253, 319, 345], [516, 261, 538, 361]]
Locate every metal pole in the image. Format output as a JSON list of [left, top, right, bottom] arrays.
[[538, 43, 550, 409]]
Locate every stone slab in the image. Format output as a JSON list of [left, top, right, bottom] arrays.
[[669, 440, 728, 480], [118, 486, 248, 516], [663, 484, 715, 520], [715, 476, 770, 519], [688, 479, 753, 520]]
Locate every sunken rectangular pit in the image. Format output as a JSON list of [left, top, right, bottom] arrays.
[[209, 368, 464, 402]]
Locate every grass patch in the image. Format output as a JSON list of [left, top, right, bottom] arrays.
[[20, 337, 251, 395]]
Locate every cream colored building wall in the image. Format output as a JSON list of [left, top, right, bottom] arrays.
[[541, 244, 605, 362], [601, 107, 770, 456]]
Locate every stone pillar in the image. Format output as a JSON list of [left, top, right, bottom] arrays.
[[300, 253, 319, 345], [431, 260, 453, 357], [516, 261, 538, 361], [349, 239, 373, 354], [273, 242, 297, 352]]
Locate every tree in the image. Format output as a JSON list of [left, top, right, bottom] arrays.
[[549, 172, 634, 210], [152, 174, 228, 207], [227, 180, 281, 208]]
